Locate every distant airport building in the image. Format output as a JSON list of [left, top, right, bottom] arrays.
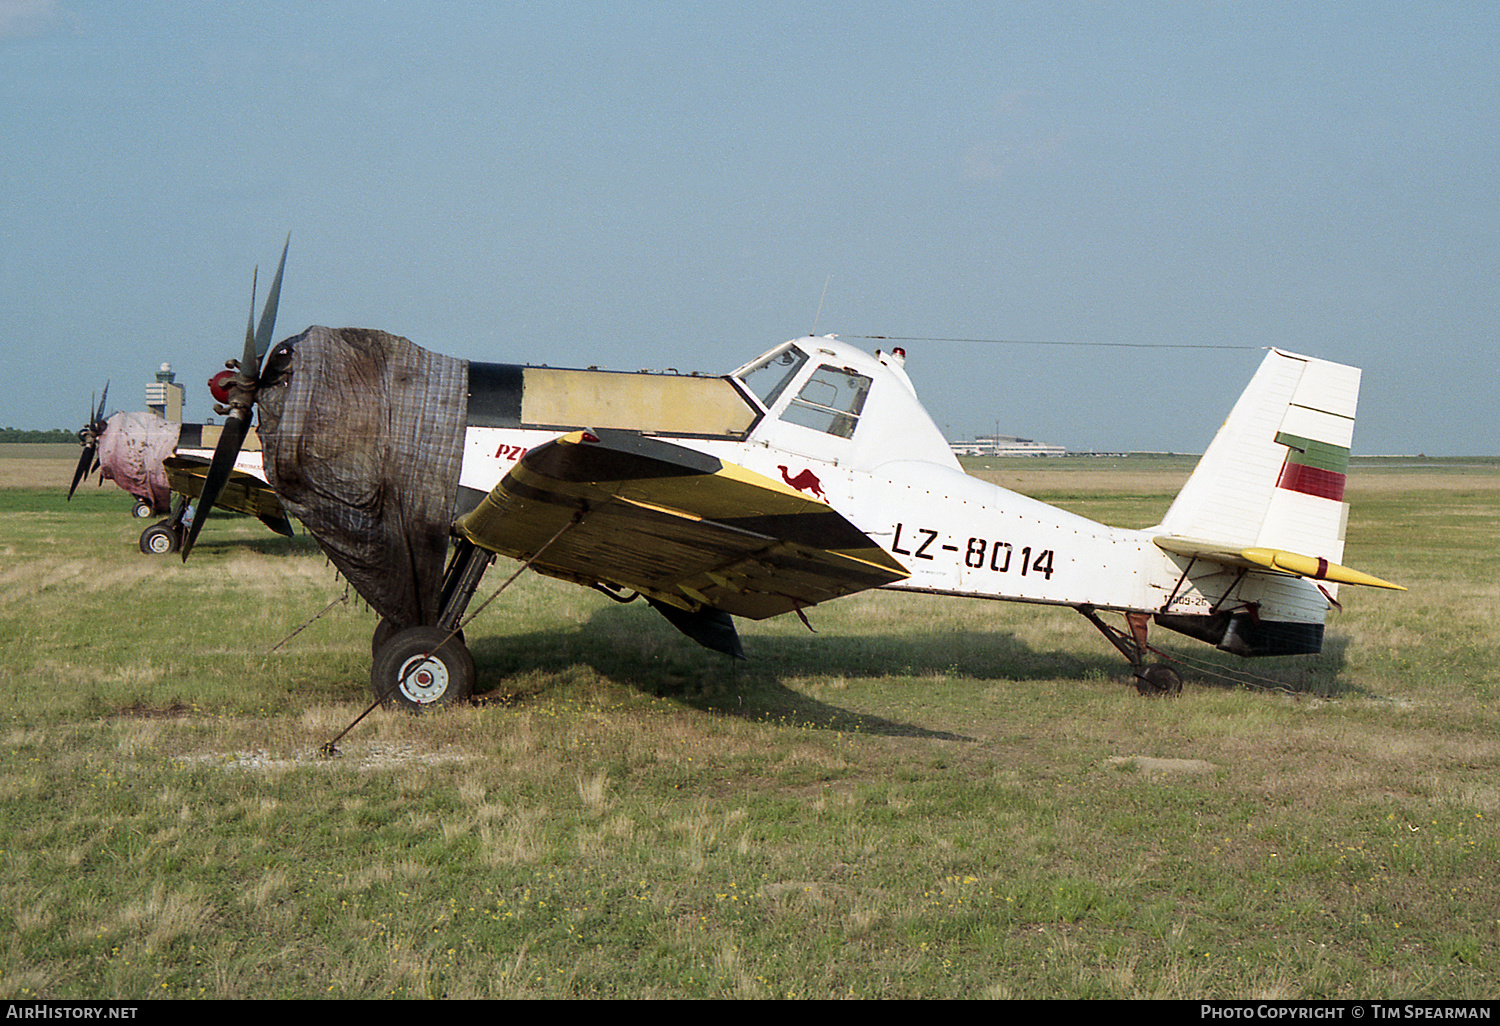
[[145, 363, 184, 422], [950, 434, 1066, 457]]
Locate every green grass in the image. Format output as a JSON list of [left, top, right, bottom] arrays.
[[1, 461, 1497, 998]]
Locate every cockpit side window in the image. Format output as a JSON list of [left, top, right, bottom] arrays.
[[781, 365, 872, 439], [735, 345, 809, 410]]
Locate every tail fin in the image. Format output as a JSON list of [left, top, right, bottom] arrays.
[[1159, 347, 1359, 569], [1152, 348, 1400, 658]]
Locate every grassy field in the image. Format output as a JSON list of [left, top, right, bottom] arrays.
[[1, 450, 1497, 999]]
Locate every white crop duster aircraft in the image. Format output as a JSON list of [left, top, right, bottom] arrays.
[[182, 241, 1403, 708]]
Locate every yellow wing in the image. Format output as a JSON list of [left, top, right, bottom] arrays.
[[456, 429, 909, 619], [163, 456, 294, 536]]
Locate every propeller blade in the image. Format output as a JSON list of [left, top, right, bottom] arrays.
[[252, 234, 289, 363], [67, 383, 110, 501], [67, 445, 95, 500], [241, 267, 259, 376], [182, 236, 288, 560], [179, 412, 250, 561]]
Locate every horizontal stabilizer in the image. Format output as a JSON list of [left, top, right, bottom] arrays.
[[1154, 536, 1405, 591]]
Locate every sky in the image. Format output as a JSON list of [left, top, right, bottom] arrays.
[[2, 1, 1496, 454]]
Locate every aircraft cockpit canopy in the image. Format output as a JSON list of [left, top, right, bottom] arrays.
[[734, 343, 873, 439], [733, 337, 959, 470], [735, 344, 809, 410], [782, 365, 872, 439]]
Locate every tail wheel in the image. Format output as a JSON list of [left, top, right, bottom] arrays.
[[371, 626, 475, 711], [1134, 665, 1183, 697]]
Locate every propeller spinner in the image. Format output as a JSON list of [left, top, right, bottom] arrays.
[[67, 383, 110, 501], [180, 236, 289, 561]]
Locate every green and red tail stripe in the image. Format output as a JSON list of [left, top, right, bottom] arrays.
[[1275, 431, 1348, 501]]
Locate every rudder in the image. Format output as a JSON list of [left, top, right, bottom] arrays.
[[1158, 348, 1358, 570]]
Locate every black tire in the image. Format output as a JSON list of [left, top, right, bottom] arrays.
[[132, 500, 155, 519], [371, 618, 464, 658], [371, 618, 399, 658], [371, 626, 476, 711], [139, 522, 181, 555], [1134, 664, 1183, 697]]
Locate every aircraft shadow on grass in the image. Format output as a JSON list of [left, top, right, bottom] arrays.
[[453, 600, 1357, 740], [179, 524, 321, 557]]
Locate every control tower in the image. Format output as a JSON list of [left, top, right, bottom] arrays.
[[145, 363, 184, 422]]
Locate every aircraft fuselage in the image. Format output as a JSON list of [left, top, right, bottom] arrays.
[[448, 336, 1327, 636]]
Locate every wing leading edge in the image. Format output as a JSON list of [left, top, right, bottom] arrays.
[[455, 428, 909, 620]]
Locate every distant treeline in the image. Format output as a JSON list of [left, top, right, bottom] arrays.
[[0, 427, 76, 443]]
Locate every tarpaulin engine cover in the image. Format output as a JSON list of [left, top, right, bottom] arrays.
[[256, 326, 468, 631], [98, 411, 179, 511]]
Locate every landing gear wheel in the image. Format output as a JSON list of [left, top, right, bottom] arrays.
[[139, 521, 181, 555], [371, 626, 475, 711], [1134, 664, 1183, 697], [132, 500, 154, 519], [371, 619, 463, 658], [371, 618, 398, 657]]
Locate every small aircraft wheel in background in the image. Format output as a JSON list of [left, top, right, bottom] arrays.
[[139, 522, 181, 555], [1134, 664, 1183, 697], [371, 626, 475, 711], [132, 500, 155, 519]]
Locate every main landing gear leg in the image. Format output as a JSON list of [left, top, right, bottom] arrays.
[[369, 538, 495, 711], [367, 516, 580, 713], [1076, 605, 1182, 697]]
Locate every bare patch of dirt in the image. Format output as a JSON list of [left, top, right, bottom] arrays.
[[175, 741, 476, 772], [1103, 755, 1219, 777]]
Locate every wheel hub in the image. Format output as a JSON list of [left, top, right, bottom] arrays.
[[396, 652, 450, 704]]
